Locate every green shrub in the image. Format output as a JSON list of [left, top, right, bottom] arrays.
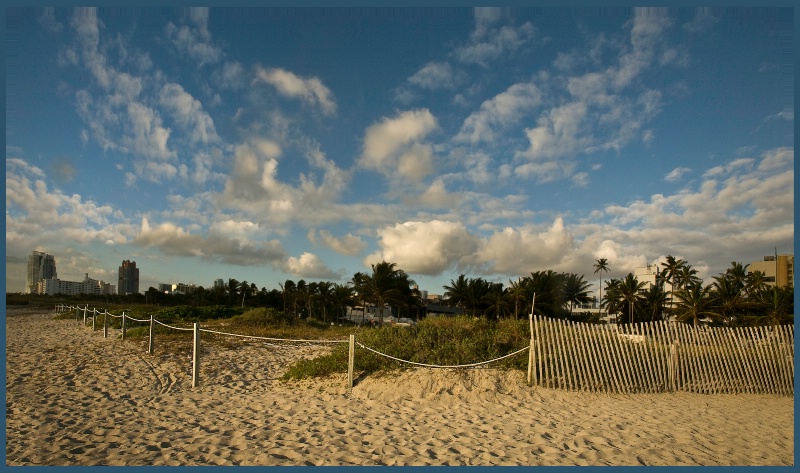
[[281, 316, 531, 380]]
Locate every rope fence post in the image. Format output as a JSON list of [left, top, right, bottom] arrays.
[[148, 315, 155, 354], [348, 334, 355, 392], [192, 322, 200, 388], [83, 306, 87, 326], [103, 309, 108, 338], [527, 294, 536, 387], [92, 308, 96, 332], [75, 306, 79, 322], [121, 311, 127, 340]]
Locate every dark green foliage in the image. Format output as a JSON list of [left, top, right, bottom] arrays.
[[228, 307, 295, 328], [281, 316, 531, 380]]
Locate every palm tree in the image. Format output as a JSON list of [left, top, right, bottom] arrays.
[[315, 281, 334, 322], [563, 273, 593, 318], [744, 270, 770, 298], [482, 283, 510, 320], [443, 274, 470, 314], [672, 282, 719, 326], [354, 261, 416, 325], [507, 278, 528, 319], [675, 263, 701, 291], [279, 279, 296, 316], [238, 280, 250, 307], [593, 258, 610, 316], [613, 273, 647, 324], [331, 283, 354, 324], [660, 255, 684, 291], [750, 286, 794, 326], [227, 278, 239, 306], [711, 272, 746, 325]]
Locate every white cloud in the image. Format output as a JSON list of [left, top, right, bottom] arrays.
[[282, 252, 340, 279], [367, 220, 480, 276], [359, 109, 438, 181], [477, 218, 574, 275], [315, 230, 367, 257], [254, 67, 337, 116], [164, 8, 222, 67], [135, 217, 287, 266], [455, 10, 536, 67], [664, 167, 691, 182], [758, 147, 793, 171], [407, 61, 460, 90], [159, 82, 219, 145], [5, 158, 135, 258], [455, 82, 542, 144]]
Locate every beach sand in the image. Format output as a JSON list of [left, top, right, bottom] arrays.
[[5, 308, 794, 466]]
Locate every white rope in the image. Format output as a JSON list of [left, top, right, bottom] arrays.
[[154, 320, 194, 331], [126, 316, 151, 323], [356, 342, 530, 369], [199, 327, 348, 344]]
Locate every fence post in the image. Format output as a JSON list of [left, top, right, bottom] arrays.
[[192, 322, 200, 388], [669, 340, 679, 392], [148, 315, 155, 354], [83, 306, 87, 326], [348, 334, 355, 393], [121, 311, 127, 340], [76, 306, 79, 322], [92, 308, 96, 331], [103, 310, 108, 338]]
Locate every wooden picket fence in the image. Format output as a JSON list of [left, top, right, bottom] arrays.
[[530, 315, 794, 396]]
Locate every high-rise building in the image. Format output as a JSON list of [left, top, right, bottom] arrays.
[[748, 254, 794, 288], [214, 278, 225, 289], [118, 260, 140, 295], [26, 251, 57, 294]]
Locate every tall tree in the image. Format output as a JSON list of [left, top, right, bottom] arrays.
[[613, 273, 647, 324], [593, 258, 610, 316], [672, 282, 719, 326], [354, 261, 416, 325], [443, 274, 470, 314], [482, 282, 510, 320], [563, 273, 593, 318]]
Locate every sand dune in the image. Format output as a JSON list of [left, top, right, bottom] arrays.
[[5, 308, 794, 466]]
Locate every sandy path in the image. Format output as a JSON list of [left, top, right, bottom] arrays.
[[5, 308, 794, 466]]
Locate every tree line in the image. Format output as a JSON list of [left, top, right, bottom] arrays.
[[16, 256, 792, 327]]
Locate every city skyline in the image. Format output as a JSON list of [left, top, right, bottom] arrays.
[[5, 7, 794, 297]]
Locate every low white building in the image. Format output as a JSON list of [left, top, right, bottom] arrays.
[[37, 273, 116, 296]]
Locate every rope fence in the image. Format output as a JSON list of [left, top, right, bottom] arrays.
[[54, 303, 793, 396]]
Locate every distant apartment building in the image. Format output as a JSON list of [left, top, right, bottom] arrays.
[[118, 260, 140, 295], [37, 273, 116, 296], [26, 251, 57, 294], [748, 254, 794, 288], [213, 278, 225, 289]]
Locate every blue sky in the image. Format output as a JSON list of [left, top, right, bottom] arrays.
[[5, 7, 794, 297]]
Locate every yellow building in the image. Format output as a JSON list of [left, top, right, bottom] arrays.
[[748, 254, 794, 288]]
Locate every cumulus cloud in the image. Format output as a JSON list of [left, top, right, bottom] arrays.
[[281, 252, 341, 279], [477, 218, 575, 275], [254, 67, 337, 116], [314, 230, 367, 256], [5, 158, 134, 259], [134, 217, 286, 266], [359, 109, 438, 181], [367, 220, 480, 276]]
